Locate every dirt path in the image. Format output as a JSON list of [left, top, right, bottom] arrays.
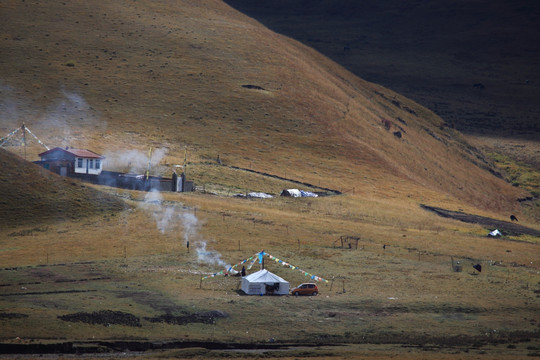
[[228, 165, 341, 195], [421, 204, 540, 237]]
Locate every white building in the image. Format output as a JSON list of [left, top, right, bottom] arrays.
[[38, 147, 105, 176]]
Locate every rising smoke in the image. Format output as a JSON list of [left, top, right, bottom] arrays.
[[0, 83, 23, 128], [103, 147, 168, 174], [0, 84, 104, 148], [2, 84, 228, 269], [195, 241, 228, 268], [139, 190, 229, 269], [39, 89, 104, 146]]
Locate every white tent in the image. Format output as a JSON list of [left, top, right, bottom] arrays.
[[281, 189, 302, 197], [488, 229, 502, 237], [241, 269, 289, 295], [280, 189, 318, 197]]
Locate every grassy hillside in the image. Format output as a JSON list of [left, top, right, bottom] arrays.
[[0, 1, 539, 357], [0, 0, 531, 216], [223, 0, 540, 138], [0, 149, 125, 227], [223, 0, 540, 212]]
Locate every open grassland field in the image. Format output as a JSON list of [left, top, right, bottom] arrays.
[[0, 189, 539, 358], [0, 0, 539, 358]]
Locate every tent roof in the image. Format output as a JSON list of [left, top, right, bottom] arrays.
[[244, 269, 288, 283]]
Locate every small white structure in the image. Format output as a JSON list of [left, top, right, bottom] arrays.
[[247, 192, 273, 198], [38, 147, 104, 176], [280, 189, 318, 197], [488, 229, 502, 237], [281, 189, 302, 197], [241, 269, 289, 295]]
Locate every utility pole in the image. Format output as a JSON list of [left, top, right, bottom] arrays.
[[183, 146, 187, 179], [22, 123, 26, 160], [146, 146, 153, 180]]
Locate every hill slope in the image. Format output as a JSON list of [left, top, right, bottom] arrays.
[[222, 0, 540, 205], [0, 0, 531, 215], [0, 149, 125, 227], [223, 0, 540, 139]]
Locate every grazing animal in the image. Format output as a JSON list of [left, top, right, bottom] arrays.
[[381, 118, 392, 130], [510, 215, 518, 222]]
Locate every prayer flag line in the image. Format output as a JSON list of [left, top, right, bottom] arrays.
[[201, 251, 329, 283]]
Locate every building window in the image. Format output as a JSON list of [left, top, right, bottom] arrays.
[[89, 159, 94, 169], [95, 159, 101, 169], [77, 158, 83, 168]]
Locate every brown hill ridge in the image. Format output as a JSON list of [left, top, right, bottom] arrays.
[[0, 149, 125, 227], [223, 0, 540, 138], [0, 0, 531, 215]]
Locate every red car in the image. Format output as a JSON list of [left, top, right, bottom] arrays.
[[291, 283, 319, 296]]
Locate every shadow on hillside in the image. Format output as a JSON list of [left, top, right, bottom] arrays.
[[420, 204, 540, 237], [223, 0, 540, 138]]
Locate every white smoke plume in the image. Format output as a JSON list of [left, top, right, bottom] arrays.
[[38, 89, 104, 146], [157, 207, 177, 234], [180, 212, 198, 245], [61, 90, 89, 110], [1, 85, 97, 134], [0, 83, 23, 127], [138, 191, 230, 269], [103, 148, 168, 174], [141, 190, 176, 234], [179, 213, 228, 268], [195, 241, 228, 268]]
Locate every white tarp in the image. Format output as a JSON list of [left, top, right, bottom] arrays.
[[488, 229, 502, 237], [281, 189, 318, 198], [300, 190, 318, 197], [241, 269, 289, 295], [281, 189, 302, 197], [247, 192, 273, 198]]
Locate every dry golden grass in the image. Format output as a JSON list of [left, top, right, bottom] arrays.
[[0, 0, 539, 357], [223, 1, 540, 150], [0, 189, 538, 358], [1, 177, 539, 360], [0, 149, 125, 228], [0, 0, 532, 216]]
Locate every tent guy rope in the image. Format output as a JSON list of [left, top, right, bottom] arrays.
[[201, 250, 329, 283], [0, 123, 50, 151]]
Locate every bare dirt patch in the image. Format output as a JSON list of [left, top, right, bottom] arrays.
[[0, 312, 28, 320], [58, 310, 141, 327], [144, 310, 228, 325], [421, 204, 540, 237]]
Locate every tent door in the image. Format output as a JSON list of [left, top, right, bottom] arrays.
[[265, 282, 279, 295]]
